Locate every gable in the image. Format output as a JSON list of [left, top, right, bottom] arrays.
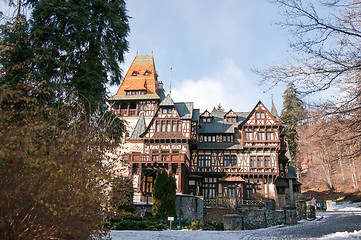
[[241, 101, 281, 127]]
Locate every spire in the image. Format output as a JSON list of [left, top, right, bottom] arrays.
[[271, 100, 280, 121], [159, 93, 174, 107], [109, 55, 161, 101], [169, 67, 172, 96], [128, 112, 146, 141]]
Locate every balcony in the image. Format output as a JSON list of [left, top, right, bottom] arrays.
[[112, 109, 138, 117], [128, 153, 191, 168]]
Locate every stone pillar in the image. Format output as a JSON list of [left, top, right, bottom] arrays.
[[289, 179, 294, 205], [223, 214, 242, 230]]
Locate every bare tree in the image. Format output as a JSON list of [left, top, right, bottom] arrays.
[[255, 1, 361, 186]]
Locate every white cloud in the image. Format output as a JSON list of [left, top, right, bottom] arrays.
[[172, 58, 267, 112]]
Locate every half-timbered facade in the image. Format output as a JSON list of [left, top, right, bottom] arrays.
[[110, 55, 294, 205]]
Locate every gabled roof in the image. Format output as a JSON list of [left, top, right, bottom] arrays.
[[159, 93, 175, 107], [174, 102, 194, 120], [224, 109, 237, 118], [239, 100, 281, 127], [200, 110, 213, 118], [199, 109, 248, 134], [128, 112, 146, 141]]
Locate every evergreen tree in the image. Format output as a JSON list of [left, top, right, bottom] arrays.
[[152, 170, 176, 220], [26, 0, 129, 113], [281, 82, 307, 164], [0, 1, 129, 238], [110, 176, 134, 217]]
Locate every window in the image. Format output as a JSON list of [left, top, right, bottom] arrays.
[[257, 156, 264, 167], [198, 155, 211, 167], [202, 117, 212, 123], [202, 183, 216, 199], [156, 122, 160, 132], [224, 155, 237, 167], [162, 108, 167, 114], [161, 150, 169, 161], [256, 112, 265, 119], [202, 135, 216, 142], [227, 184, 236, 198], [250, 156, 256, 167], [222, 135, 231, 142], [161, 122, 165, 132], [257, 132, 265, 141], [265, 156, 271, 167], [167, 122, 171, 132], [172, 121, 177, 132], [245, 132, 253, 140], [266, 132, 274, 140], [168, 108, 172, 114], [226, 117, 236, 122], [178, 122, 182, 132]]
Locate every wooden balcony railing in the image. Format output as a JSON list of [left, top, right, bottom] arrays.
[[112, 109, 138, 117], [128, 153, 191, 168], [204, 197, 265, 208]]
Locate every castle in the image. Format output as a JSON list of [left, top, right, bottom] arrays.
[[109, 55, 300, 207]]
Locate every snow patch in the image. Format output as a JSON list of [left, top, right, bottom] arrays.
[[333, 201, 361, 212], [320, 230, 361, 240]]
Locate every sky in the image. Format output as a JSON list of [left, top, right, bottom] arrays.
[[115, 0, 290, 113], [0, 0, 292, 113]]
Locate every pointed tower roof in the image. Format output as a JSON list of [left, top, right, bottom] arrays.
[[271, 100, 281, 122], [159, 93, 174, 107], [109, 55, 161, 101], [128, 112, 146, 141]]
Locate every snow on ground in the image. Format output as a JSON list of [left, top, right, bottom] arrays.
[[108, 201, 361, 240], [333, 201, 361, 212], [320, 230, 361, 240]]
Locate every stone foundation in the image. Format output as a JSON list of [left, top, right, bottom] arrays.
[[223, 207, 298, 230]]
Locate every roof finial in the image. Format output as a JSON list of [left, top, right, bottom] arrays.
[[271, 94, 274, 104], [169, 67, 172, 96], [151, 50, 154, 56], [136, 51, 138, 56]]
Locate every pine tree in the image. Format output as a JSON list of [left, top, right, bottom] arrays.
[[152, 170, 176, 220], [26, 0, 130, 113], [281, 82, 307, 164], [0, 1, 129, 238]]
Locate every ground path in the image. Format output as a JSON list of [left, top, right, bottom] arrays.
[[109, 204, 361, 240]]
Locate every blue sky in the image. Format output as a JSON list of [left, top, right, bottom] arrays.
[[1, 0, 291, 113], [118, 0, 291, 113]]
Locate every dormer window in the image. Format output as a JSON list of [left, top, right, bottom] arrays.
[[144, 69, 151, 76], [131, 70, 139, 76], [202, 117, 212, 123], [200, 110, 213, 123], [226, 117, 236, 122], [224, 110, 238, 123]]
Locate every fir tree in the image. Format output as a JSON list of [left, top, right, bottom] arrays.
[[152, 170, 176, 220], [281, 82, 307, 164], [26, 0, 130, 113]]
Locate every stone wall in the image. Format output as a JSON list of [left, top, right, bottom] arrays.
[[223, 207, 298, 230], [176, 194, 203, 221], [204, 207, 232, 222]]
